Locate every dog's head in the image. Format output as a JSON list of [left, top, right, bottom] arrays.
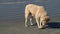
[[43, 16, 50, 22]]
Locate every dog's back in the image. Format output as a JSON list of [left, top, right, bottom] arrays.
[[25, 4, 46, 16], [25, 4, 47, 16]]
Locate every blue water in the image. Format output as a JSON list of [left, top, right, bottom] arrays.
[[0, 0, 60, 21]]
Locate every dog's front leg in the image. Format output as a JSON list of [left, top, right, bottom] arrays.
[[39, 19, 42, 29], [35, 18, 40, 29], [40, 19, 46, 29]]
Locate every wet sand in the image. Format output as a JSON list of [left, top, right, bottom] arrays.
[[0, 0, 60, 34], [0, 19, 60, 34]]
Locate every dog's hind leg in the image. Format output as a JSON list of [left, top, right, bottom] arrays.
[[25, 13, 29, 27], [30, 16, 33, 26], [25, 7, 29, 27]]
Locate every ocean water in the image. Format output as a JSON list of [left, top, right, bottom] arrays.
[[0, 0, 60, 21]]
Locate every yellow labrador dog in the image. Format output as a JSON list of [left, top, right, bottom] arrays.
[[25, 4, 49, 29]]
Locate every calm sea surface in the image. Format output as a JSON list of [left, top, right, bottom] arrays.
[[0, 0, 60, 21]]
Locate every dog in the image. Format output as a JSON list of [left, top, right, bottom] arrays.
[[25, 4, 49, 29]]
